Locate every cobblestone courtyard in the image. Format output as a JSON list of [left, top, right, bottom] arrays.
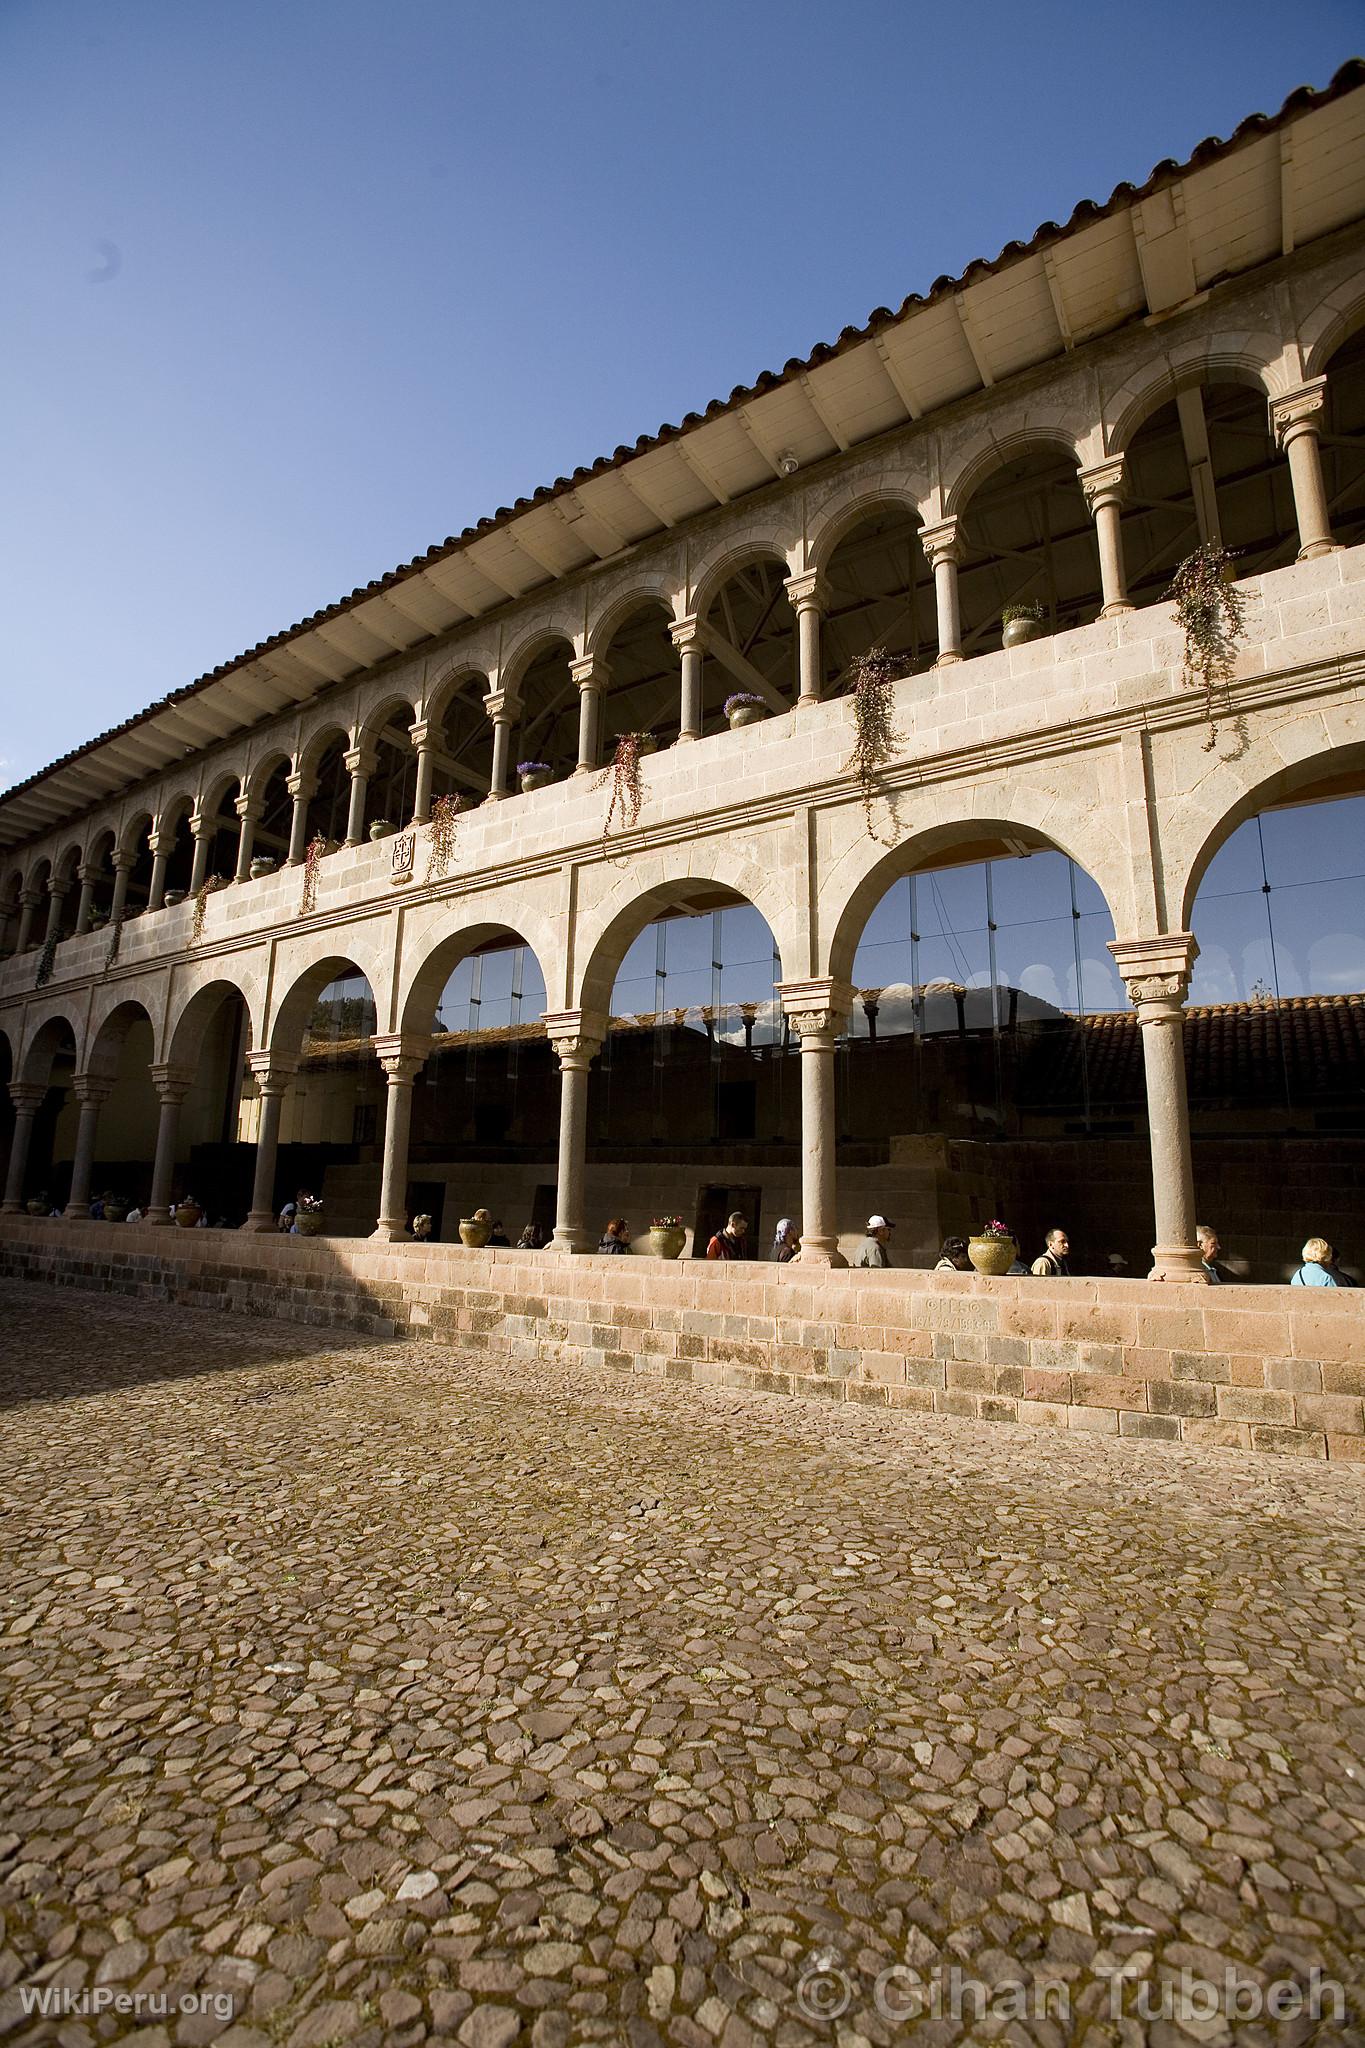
[[0, 1283, 1363, 2048]]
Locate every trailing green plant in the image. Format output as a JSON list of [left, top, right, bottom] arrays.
[[301, 835, 327, 914], [190, 875, 224, 946], [424, 793, 464, 881], [597, 733, 650, 843], [1169, 543, 1248, 749], [845, 645, 905, 840], [103, 917, 123, 974], [34, 931, 58, 989]]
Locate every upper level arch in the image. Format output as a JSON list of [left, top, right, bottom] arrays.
[[1105, 337, 1288, 456], [689, 537, 796, 626], [944, 427, 1087, 521], [585, 578, 681, 663], [499, 627, 576, 705], [808, 483, 924, 579]]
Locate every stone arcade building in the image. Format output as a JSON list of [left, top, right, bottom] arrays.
[[2, 71, 1365, 1455]]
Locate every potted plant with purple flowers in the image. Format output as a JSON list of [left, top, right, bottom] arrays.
[[518, 760, 554, 793], [968, 1218, 1017, 1276], [724, 692, 767, 730]]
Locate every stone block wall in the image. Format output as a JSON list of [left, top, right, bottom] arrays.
[[3, 1219, 1362, 1463]]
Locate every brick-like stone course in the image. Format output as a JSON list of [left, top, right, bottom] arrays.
[[3, 1217, 1362, 1460]]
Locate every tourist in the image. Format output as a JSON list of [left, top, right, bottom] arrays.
[[278, 1188, 311, 1233], [124, 1204, 142, 1223], [516, 1221, 545, 1249], [1291, 1236, 1349, 1286], [935, 1235, 971, 1272], [1196, 1224, 1231, 1283], [706, 1211, 750, 1260], [598, 1217, 631, 1254], [855, 1215, 893, 1269], [1031, 1228, 1071, 1277], [89, 1194, 105, 1221], [771, 1218, 800, 1262], [411, 1213, 434, 1240], [486, 1218, 511, 1248]]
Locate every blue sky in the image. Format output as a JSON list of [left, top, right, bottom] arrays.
[[1, 0, 1360, 788]]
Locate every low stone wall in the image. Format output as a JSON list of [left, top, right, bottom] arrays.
[[3, 1219, 1362, 1462]]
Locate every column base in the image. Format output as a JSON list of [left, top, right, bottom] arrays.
[[572, 763, 596, 777], [483, 791, 508, 803], [1147, 1243, 1211, 1283], [1100, 601, 1135, 618], [795, 693, 822, 712], [793, 1241, 847, 1269], [241, 1212, 278, 1234], [61, 1206, 93, 1221], [144, 1208, 174, 1227], [550, 1229, 594, 1255], [934, 651, 964, 667], [1297, 540, 1342, 561], [370, 1220, 412, 1242], [674, 732, 699, 745], [0, 1201, 24, 1217]]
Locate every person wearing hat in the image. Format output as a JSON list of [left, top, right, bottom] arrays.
[[855, 1214, 894, 1268]]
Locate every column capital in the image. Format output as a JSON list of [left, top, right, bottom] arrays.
[[371, 1032, 431, 1082], [543, 1008, 607, 1064], [71, 1073, 114, 1106], [1270, 377, 1327, 448], [407, 721, 432, 750], [668, 615, 704, 655], [233, 795, 262, 822], [149, 1061, 196, 1104], [1108, 933, 1199, 1013], [111, 849, 138, 874], [777, 977, 854, 1040], [19, 885, 43, 907], [343, 743, 380, 778], [76, 861, 104, 886], [918, 516, 963, 569], [245, 1051, 298, 1094], [8, 1082, 48, 1114], [484, 691, 519, 724], [46, 875, 71, 899], [569, 655, 610, 692], [147, 830, 178, 857], [783, 569, 830, 613], [189, 812, 213, 839], [1078, 456, 1127, 511], [285, 770, 317, 801]]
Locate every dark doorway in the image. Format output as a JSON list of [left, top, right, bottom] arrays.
[[692, 1182, 762, 1258]]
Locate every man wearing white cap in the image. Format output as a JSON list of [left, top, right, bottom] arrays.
[[855, 1214, 894, 1268]]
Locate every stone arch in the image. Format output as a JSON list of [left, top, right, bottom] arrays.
[[1301, 275, 1365, 380], [1105, 338, 1288, 456], [573, 842, 801, 1017], [690, 537, 793, 624], [244, 747, 292, 806], [822, 788, 1131, 989], [24, 852, 52, 896], [356, 687, 423, 752], [87, 986, 166, 1075], [944, 428, 1086, 521], [295, 720, 350, 782], [398, 917, 557, 1038], [424, 660, 493, 727], [499, 628, 576, 704], [1173, 731, 1365, 933], [266, 943, 392, 1056], [808, 484, 924, 577], [18, 1008, 81, 1088], [585, 578, 682, 662], [165, 969, 260, 1069]]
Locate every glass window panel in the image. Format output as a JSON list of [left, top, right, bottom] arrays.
[[1190, 892, 1275, 1003], [719, 958, 775, 1009], [1071, 864, 1111, 918], [992, 915, 1077, 1015], [616, 928, 656, 982], [1267, 877, 1365, 996], [1261, 796, 1365, 889], [718, 903, 774, 967], [858, 878, 911, 949], [611, 973, 657, 1020], [918, 932, 991, 993], [660, 915, 712, 974], [990, 851, 1072, 925], [662, 969, 711, 1014], [852, 936, 914, 991], [1076, 920, 1126, 1010], [915, 863, 988, 939], [477, 949, 515, 1006], [1197, 819, 1266, 899]]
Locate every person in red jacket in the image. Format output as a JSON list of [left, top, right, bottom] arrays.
[[706, 1211, 750, 1259]]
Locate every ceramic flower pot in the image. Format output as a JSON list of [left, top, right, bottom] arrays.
[[967, 1235, 1015, 1276], [459, 1218, 491, 1248], [249, 857, 276, 879], [174, 1202, 203, 1229], [368, 821, 394, 841], [649, 1226, 686, 1260], [25, 1198, 47, 1217], [519, 769, 554, 792], [164, 890, 188, 907], [727, 704, 766, 729], [104, 1203, 129, 1223], [1002, 615, 1043, 648], [293, 1210, 324, 1236]]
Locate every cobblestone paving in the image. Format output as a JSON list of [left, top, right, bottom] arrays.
[[0, 1284, 1363, 2048]]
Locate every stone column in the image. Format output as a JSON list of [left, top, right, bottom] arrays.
[[408, 725, 435, 823], [145, 1063, 194, 1225], [73, 864, 102, 937], [44, 876, 71, 943], [570, 657, 607, 775], [670, 619, 704, 741], [1079, 459, 1133, 617], [485, 693, 517, 799], [0, 903, 15, 957], [108, 853, 135, 927], [777, 978, 852, 1267], [3, 1084, 49, 1213], [188, 818, 212, 895], [784, 570, 829, 707], [285, 775, 315, 864], [241, 1054, 296, 1232], [370, 1034, 430, 1240], [343, 744, 378, 844], [146, 832, 175, 912], [1272, 380, 1340, 561], [15, 888, 42, 954], [64, 1076, 112, 1218], [919, 519, 964, 664], [1109, 935, 1207, 1283], [233, 797, 261, 883], [544, 1010, 606, 1253]]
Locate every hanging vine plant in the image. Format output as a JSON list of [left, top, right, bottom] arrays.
[[34, 931, 59, 989], [424, 793, 464, 882], [597, 733, 651, 845], [190, 875, 224, 946], [845, 645, 906, 840], [1168, 543, 1248, 750], [103, 917, 123, 975], [300, 835, 327, 915]]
